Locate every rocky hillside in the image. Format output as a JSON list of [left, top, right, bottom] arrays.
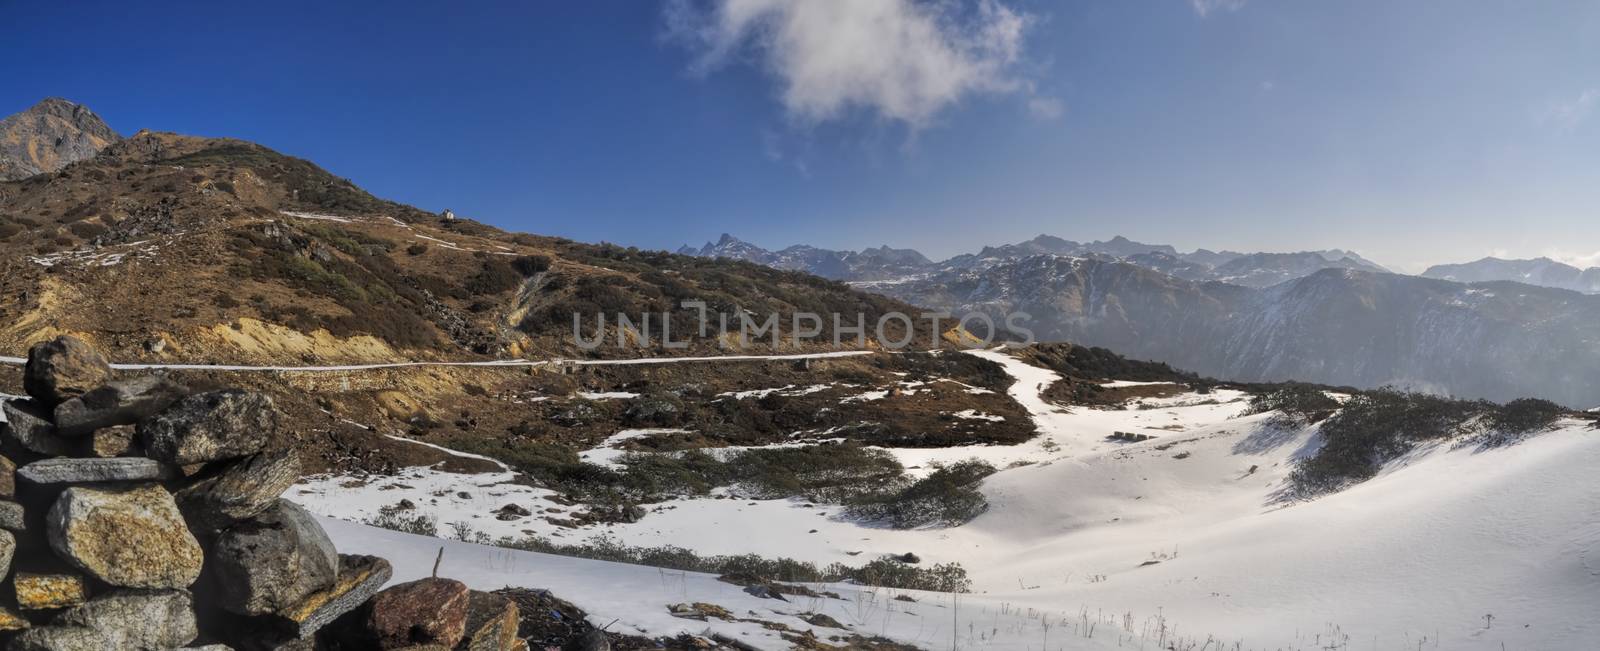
[[0, 99, 118, 182], [876, 255, 1600, 406], [0, 130, 935, 366]]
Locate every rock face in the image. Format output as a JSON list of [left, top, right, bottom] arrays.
[[1, 399, 72, 455], [54, 589, 198, 650], [21, 336, 113, 408], [461, 592, 521, 651], [46, 483, 204, 589], [175, 446, 299, 530], [273, 554, 392, 640], [210, 500, 338, 616], [7, 625, 111, 651], [0, 98, 119, 181], [14, 571, 89, 610], [17, 457, 173, 484], [365, 578, 471, 649], [53, 375, 187, 437], [138, 390, 278, 465]]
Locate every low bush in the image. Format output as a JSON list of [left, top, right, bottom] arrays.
[[497, 534, 972, 592], [845, 459, 997, 528], [1246, 384, 1340, 426]]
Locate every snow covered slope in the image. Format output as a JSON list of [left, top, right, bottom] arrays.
[[303, 349, 1600, 650]]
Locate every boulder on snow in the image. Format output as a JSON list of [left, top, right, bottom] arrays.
[[46, 483, 204, 589], [53, 375, 188, 437], [364, 578, 471, 649], [139, 390, 279, 465], [23, 336, 112, 407], [209, 500, 338, 616]]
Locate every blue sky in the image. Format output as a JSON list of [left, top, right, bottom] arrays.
[[4, 0, 1597, 272]]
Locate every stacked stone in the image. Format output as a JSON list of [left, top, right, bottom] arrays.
[[0, 337, 529, 651]]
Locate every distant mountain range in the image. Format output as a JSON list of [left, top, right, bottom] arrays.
[[682, 234, 1600, 405], [875, 255, 1600, 405], [1422, 257, 1600, 294], [681, 233, 1391, 289]]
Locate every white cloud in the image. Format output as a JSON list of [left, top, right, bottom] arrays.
[[1026, 96, 1064, 120], [1190, 0, 1248, 17], [665, 0, 1036, 129], [1538, 89, 1599, 130], [1546, 249, 1600, 270]]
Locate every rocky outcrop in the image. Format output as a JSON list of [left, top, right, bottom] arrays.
[[0, 98, 119, 181]]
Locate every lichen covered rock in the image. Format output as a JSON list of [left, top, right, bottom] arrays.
[[46, 483, 204, 589]]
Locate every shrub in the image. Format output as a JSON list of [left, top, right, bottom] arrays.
[[1291, 389, 1490, 495], [498, 534, 972, 592], [364, 503, 437, 536], [511, 254, 552, 276], [1247, 385, 1340, 426], [845, 459, 996, 528], [465, 258, 522, 295]]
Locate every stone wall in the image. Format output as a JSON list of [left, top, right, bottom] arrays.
[[0, 337, 527, 651]]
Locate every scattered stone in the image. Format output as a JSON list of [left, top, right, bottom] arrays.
[[175, 447, 299, 531], [47, 483, 205, 589], [139, 390, 279, 465], [14, 571, 90, 610], [494, 503, 531, 520], [54, 589, 198, 649], [271, 554, 392, 640], [18, 457, 173, 485], [365, 578, 471, 649], [0, 500, 23, 532], [460, 591, 520, 651], [0, 606, 27, 632], [893, 552, 921, 564], [804, 612, 845, 629], [87, 425, 140, 458], [22, 336, 112, 407], [53, 375, 188, 437], [1, 399, 72, 456], [8, 625, 111, 650]]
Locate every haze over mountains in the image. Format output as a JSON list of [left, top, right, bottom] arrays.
[[1422, 256, 1600, 294], [682, 232, 1391, 288], [686, 233, 1600, 406]]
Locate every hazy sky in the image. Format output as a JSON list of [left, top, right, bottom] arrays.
[[5, 0, 1598, 272]]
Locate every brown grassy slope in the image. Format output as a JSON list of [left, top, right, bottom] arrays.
[[0, 131, 937, 365]]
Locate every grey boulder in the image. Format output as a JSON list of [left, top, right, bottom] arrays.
[[53, 375, 187, 437], [18, 457, 173, 485], [209, 500, 338, 616], [138, 390, 279, 465], [23, 336, 112, 407], [176, 447, 300, 531], [54, 589, 199, 650]]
